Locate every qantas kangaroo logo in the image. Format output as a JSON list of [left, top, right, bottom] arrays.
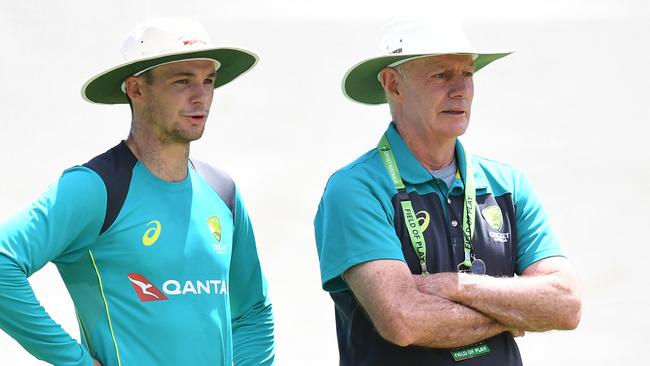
[[128, 273, 168, 302]]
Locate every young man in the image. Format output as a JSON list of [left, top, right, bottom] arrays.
[[315, 20, 581, 365], [0, 18, 274, 366]]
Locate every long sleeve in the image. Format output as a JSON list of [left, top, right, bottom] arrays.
[[0, 167, 106, 366], [229, 188, 275, 366]]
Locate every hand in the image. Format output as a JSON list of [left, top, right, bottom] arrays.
[[412, 272, 462, 301], [509, 329, 525, 337], [92, 358, 103, 366]]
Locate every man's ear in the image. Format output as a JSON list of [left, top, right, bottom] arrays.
[[124, 76, 145, 102], [379, 67, 402, 102]]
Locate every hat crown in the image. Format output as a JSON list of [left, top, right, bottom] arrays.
[[380, 20, 474, 56], [121, 18, 212, 62]]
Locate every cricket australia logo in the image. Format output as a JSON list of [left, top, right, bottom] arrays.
[[207, 216, 221, 242], [207, 216, 227, 254], [481, 205, 510, 243], [481, 206, 503, 231]]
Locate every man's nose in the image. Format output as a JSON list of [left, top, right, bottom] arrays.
[[448, 74, 473, 99], [191, 83, 213, 105]]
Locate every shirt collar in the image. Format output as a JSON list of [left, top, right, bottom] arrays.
[[384, 122, 489, 190]]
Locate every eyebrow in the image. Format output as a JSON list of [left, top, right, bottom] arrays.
[[169, 71, 217, 79], [428, 61, 474, 69]]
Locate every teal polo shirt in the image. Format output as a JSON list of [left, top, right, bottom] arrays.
[[314, 122, 564, 366]]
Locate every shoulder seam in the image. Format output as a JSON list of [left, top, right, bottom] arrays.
[[189, 159, 236, 220], [341, 149, 378, 172], [82, 142, 137, 235]]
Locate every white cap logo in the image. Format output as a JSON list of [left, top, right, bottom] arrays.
[[380, 20, 474, 56], [121, 18, 212, 62]]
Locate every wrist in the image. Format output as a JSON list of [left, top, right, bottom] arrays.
[[451, 272, 474, 302]]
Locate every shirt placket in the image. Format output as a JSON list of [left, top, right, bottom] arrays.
[[443, 177, 466, 263]]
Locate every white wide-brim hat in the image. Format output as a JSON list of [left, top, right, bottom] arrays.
[[81, 18, 258, 104], [342, 20, 513, 105]]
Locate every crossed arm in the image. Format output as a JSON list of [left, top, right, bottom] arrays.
[[344, 256, 581, 349]]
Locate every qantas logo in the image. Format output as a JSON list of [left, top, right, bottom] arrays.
[[128, 273, 229, 302], [128, 273, 168, 302]]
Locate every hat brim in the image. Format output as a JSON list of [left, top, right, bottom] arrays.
[[81, 47, 258, 104], [342, 52, 512, 105]]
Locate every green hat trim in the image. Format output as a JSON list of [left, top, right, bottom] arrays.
[[82, 47, 257, 104], [342, 52, 512, 105]]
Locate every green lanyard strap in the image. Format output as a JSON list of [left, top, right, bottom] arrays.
[[378, 135, 428, 274], [459, 145, 476, 269], [377, 134, 477, 274]]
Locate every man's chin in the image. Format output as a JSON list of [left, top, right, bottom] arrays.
[[435, 121, 469, 139], [169, 128, 205, 144]]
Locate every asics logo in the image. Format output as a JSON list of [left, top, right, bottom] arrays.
[[416, 210, 430, 232], [142, 220, 162, 246], [127, 273, 168, 302]]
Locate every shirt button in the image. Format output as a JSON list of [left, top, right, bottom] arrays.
[[451, 220, 458, 227], [447, 198, 452, 204]]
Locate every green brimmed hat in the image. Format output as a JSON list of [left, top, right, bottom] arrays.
[[81, 18, 258, 104], [342, 20, 513, 105]]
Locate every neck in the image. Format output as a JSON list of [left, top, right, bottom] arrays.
[[395, 122, 456, 170], [125, 129, 190, 182]]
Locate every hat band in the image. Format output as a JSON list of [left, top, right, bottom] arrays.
[[120, 58, 222, 94]]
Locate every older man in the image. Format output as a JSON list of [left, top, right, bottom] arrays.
[[315, 20, 580, 365], [0, 18, 274, 366]]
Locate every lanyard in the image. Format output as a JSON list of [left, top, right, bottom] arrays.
[[377, 134, 477, 274]]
